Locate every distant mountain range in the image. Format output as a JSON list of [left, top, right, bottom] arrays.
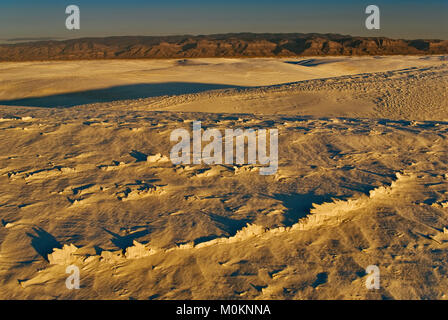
[[1, 33, 447, 61]]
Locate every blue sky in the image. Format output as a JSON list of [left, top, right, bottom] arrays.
[[1, 0, 447, 40]]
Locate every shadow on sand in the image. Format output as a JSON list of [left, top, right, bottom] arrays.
[[27, 227, 62, 261], [285, 59, 343, 67], [192, 213, 250, 246], [103, 227, 149, 251], [0, 82, 245, 108]]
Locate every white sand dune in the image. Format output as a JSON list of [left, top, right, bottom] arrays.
[[0, 56, 448, 299]]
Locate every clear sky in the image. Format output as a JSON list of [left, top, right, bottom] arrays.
[[0, 0, 447, 41]]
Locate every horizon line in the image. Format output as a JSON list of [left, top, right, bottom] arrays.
[[2, 32, 447, 45]]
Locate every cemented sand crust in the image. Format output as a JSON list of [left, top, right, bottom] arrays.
[[0, 56, 448, 299]]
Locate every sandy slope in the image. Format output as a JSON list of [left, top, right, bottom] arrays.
[[0, 56, 445, 98], [0, 56, 448, 299]]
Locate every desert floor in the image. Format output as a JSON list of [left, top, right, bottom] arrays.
[[1, 56, 448, 299]]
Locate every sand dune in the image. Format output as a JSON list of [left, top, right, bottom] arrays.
[[0, 56, 448, 299]]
